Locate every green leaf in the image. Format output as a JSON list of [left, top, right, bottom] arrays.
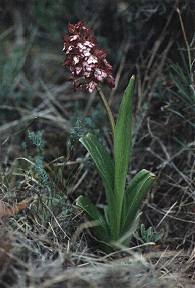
[[122, 169, 148, 219], [114, 75, 135, 236], [79, 133, 114, 209], [122, 169, 155, 234], [76, 195, 109, 241]]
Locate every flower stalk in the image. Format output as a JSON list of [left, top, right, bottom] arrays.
[[96, 86, 115, 137]]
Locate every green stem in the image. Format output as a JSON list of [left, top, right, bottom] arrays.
[[96, 86, 115, 137]]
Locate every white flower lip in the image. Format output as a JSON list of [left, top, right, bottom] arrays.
[[87, 55, 98, 64], [86, 81, 97, 93], [84, 41, 94, 48], [66, 46, 73, 54], [73, 56, 80, 64], [94, 68, 107, 81], [83, 49, 91, 57], [75, 67, 82, 75], [70, 35, 79, 41]]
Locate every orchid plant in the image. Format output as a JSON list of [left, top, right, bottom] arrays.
[[63, 22, 155, 249]]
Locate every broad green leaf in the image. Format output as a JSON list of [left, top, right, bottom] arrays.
[[114, 75, 135, 236], [121, 169, 148, 223], [79, 133, 114, 210], [122, 169, 155, 234], [76, 195, 109, 241]]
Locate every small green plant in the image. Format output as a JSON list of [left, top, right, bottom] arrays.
[[169, 8, 194, 108], [170, 55, 195, 107], [22, 129, 50, 189], [76, 77, 155, 248], [63, 22, 155, 249], [138, 224, 161, 244]]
